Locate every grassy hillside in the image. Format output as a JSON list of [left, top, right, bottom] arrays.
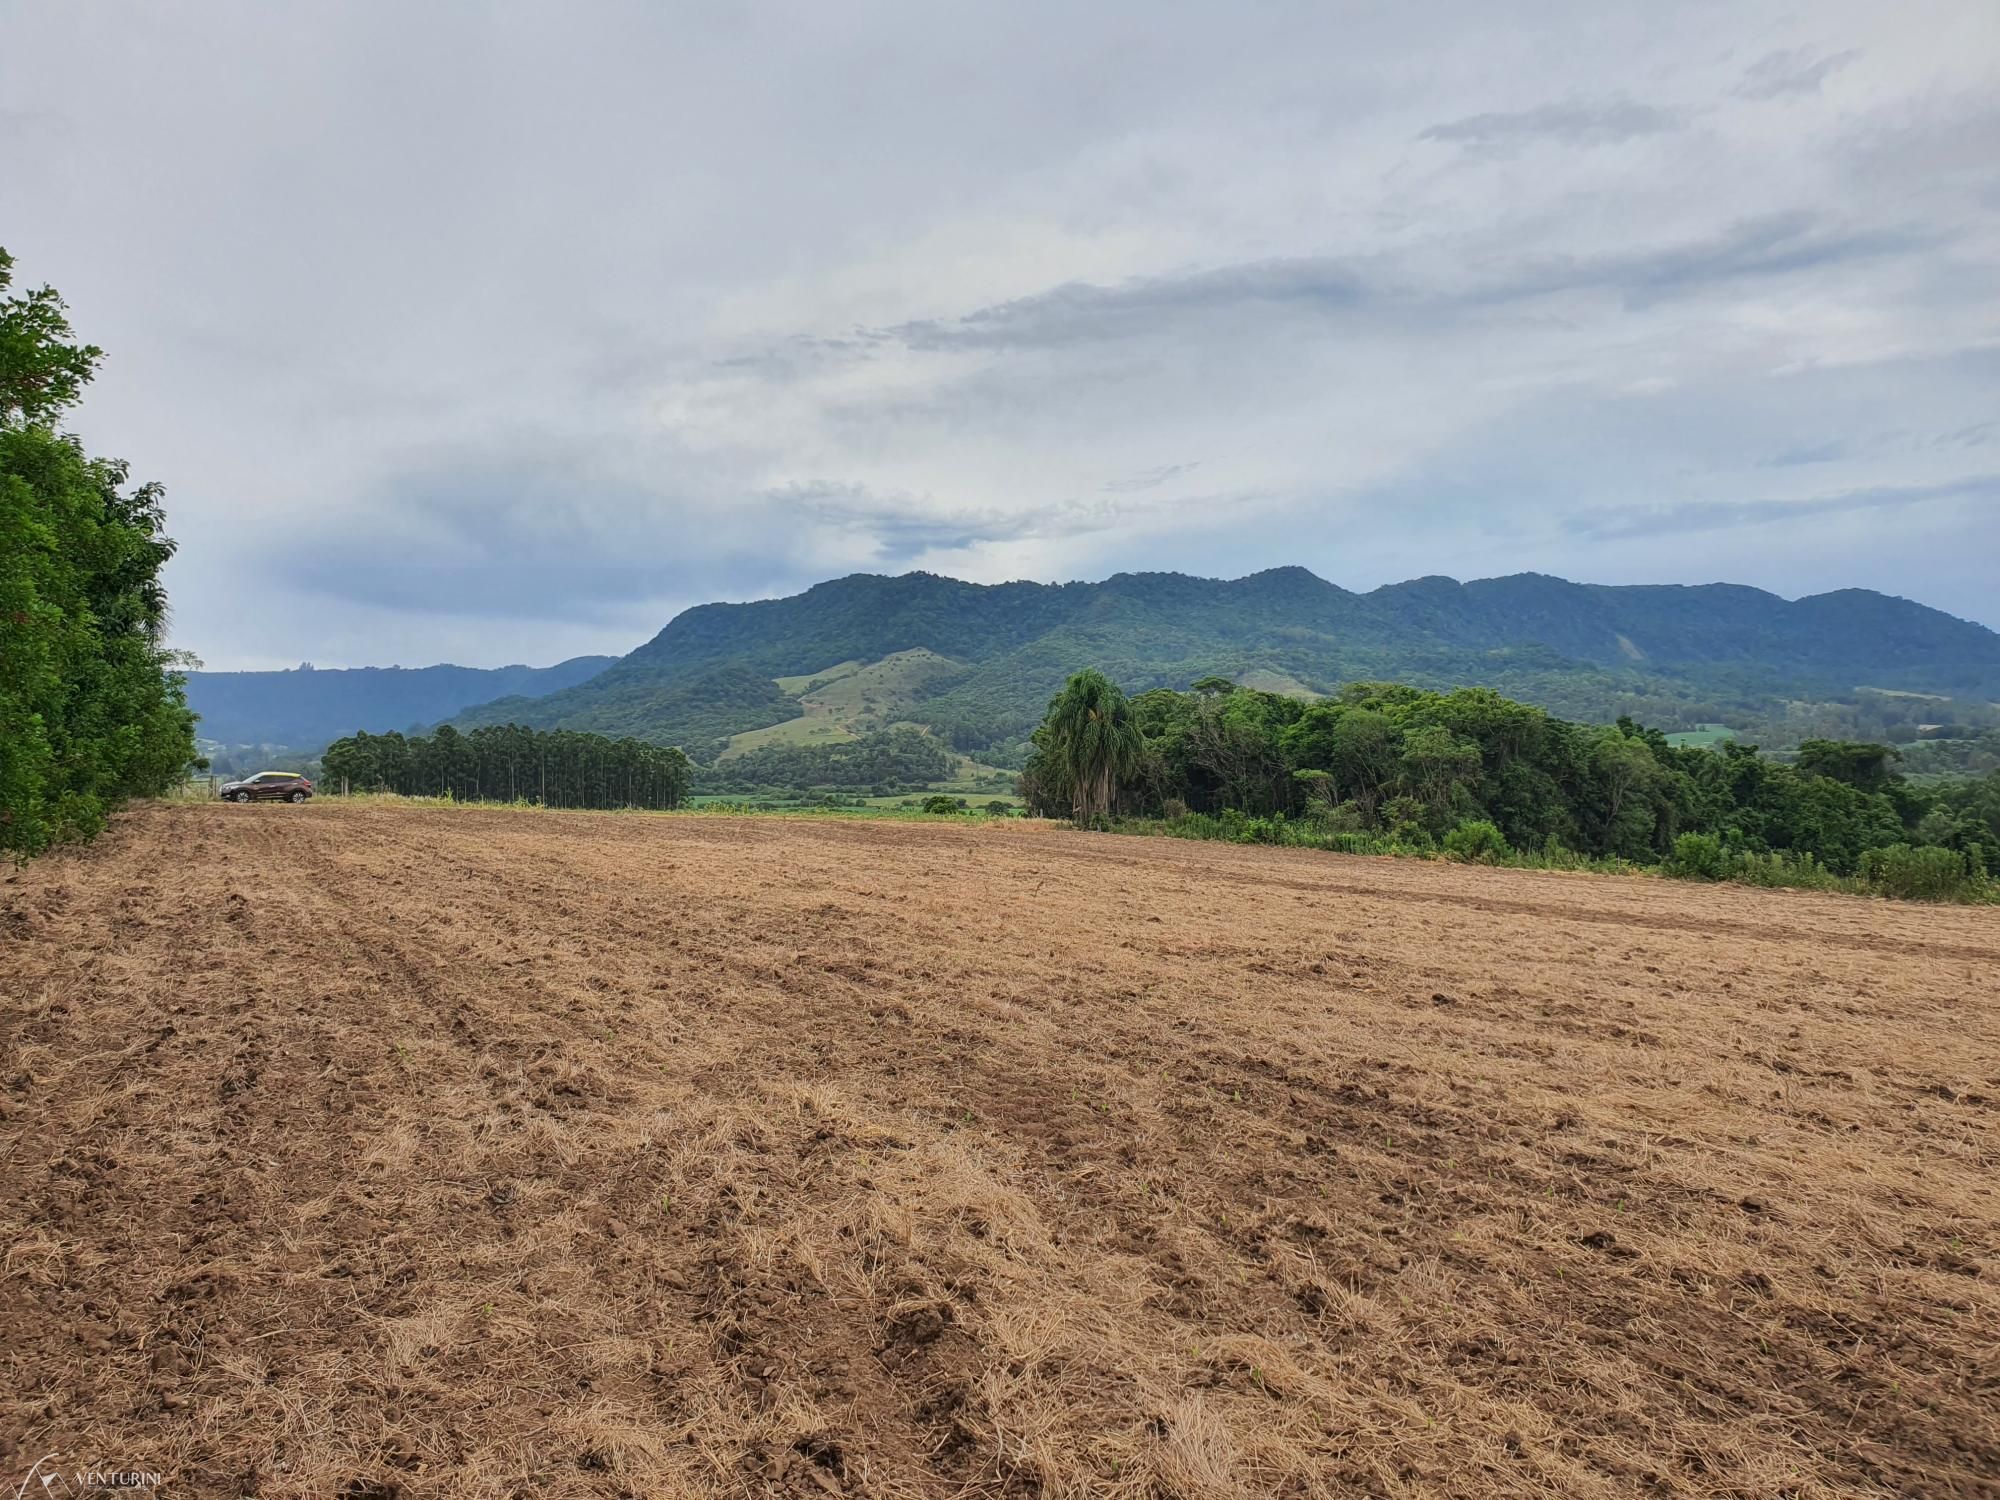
[[716, 649, 966, 759], [446, 569, 2000, 756]]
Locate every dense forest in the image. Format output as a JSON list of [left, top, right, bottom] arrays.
[[1899, 729, 2000, 781], [459, 662, 799, 756], [1, 249, 197, 860], [319, 724, 692, 809], [1020, 673, 1999, 898], [694, 727, 955, 796]]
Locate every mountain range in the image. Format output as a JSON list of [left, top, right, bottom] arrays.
[[457, 569, 2000, 758], [183, 657, 614, 748], [187, 569, 2000, 760]]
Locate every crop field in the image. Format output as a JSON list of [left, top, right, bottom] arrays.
[[3, 803, 1996, 1498]]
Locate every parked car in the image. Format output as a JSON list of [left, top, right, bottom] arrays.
[[220, 771, 314, 803]]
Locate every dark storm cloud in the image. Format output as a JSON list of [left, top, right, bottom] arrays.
[[1419, 99, 1683, 150]]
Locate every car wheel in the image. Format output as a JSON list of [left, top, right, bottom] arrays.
[[290, 790, 307, 803], [233, 790, 252, 803]]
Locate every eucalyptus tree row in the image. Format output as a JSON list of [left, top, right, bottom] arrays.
[[321, 724, 692, 809]]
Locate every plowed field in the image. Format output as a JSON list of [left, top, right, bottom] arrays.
[[3, 802, 1997, 1498]]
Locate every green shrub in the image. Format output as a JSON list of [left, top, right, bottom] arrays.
[[1666, 832, 1730, 880], [1382, 796, 1428, 845], [983, 800, 1013, 816], [1858, 843, 1975, 902], [1538, 836, 1588, 870], [1731, 850, 1843, 892], [921, 794, 963, 815], [1442, 819, 1508, 864]]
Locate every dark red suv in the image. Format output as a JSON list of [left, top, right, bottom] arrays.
[[220, 771, 314, 803]]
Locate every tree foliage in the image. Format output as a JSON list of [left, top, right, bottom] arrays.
[[1021, 673, 1997, 878], [695, 727, 953, 796], [1, 248, 196, 860], [1033, 670, 1144, 826]]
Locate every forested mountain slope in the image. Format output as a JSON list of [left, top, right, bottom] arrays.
[[186, 656, 614, 747], [450, 569, 2000, 758]]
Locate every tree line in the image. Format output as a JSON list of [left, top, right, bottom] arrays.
[[2, 249, 197, 860], [1020, 671, 1999, 888], [320, 724, 692, 809]]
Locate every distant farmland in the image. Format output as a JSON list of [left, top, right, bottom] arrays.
[[2, 802, 1995, 1496], [1664, 722, 1737, 749]]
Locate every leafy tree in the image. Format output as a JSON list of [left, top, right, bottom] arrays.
[[1, 248, 196, 860], [1188, 691, 1293, 813], [1280, 703, 1398, 816], [0, 248, 102, 424], [1796, 739, 1901, 792], [1398, 722, 1481, 824], [1588, 727, 1663, 856]]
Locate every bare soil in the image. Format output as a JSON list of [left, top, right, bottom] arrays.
[[3, 802, 1997, 1498]]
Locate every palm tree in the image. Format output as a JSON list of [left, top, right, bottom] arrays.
[[1043, 670, 1142, 827]]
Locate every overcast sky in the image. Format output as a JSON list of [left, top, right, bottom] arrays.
[[5, 2, 1997, 669]]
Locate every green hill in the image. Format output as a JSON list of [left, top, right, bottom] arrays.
[[449, 569, 2000, 759]]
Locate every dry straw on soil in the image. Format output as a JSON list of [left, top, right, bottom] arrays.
[[2, 802, 1996, 1497]]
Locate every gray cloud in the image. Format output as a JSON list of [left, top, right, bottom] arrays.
[[1493, 210, 1933, 307], [1420, 99, 1682, 150], [887, 258, 1369, 352], [1563, 474, 2000, 542], [1767, 442, 1847, 467], [859, 210, 1929, 362], [1102, 462, 1201, 494], [1737, 49, 1861, 100]]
